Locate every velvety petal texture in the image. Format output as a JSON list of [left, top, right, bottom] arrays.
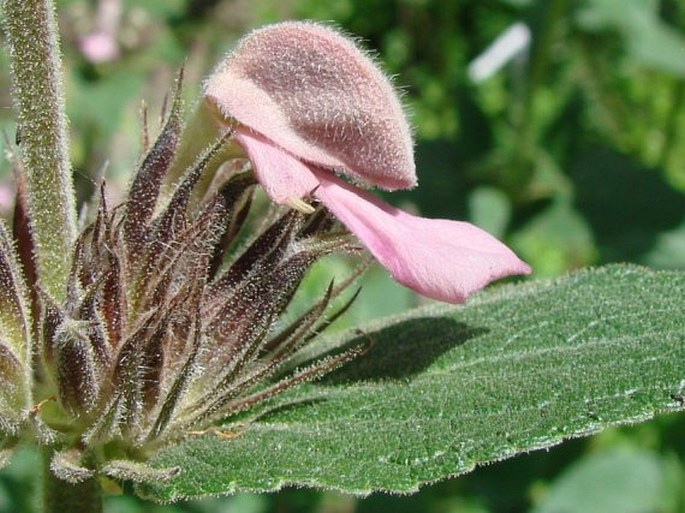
[[204, 21, 416, 191], [311, 171, 531, 303], [234, 129, 319, 203]]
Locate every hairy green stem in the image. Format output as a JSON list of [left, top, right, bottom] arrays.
[[41, 448, 103, 513], [3, 0, 77, 301]]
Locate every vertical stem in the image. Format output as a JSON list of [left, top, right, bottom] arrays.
[[3, 0, 77, 301], [510, 0, 570, 191], [657, 80, 685, 170], [41, 448, 103, 513]]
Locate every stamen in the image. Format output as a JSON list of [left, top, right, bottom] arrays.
[[285, 196, 316, 214], [30, 396, 56, 415]]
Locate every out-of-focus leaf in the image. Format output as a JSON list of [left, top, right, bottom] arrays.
[[511, 198, 596, 276], [468, 186, 511, 239], [642, 219, 685, 270], [138, 265, 685, 502], [67, 69, 144, 142], [530, 448, 667, 513], [0, 448, 40, 513], [570, 149, 685, 264], [123, 0, 187, 19], [576, 0, 685, 76], [496, 0, 534, 7]]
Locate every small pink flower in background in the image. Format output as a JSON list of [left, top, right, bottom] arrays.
[[80, 32, 119, 64], [78, 0, 122, 63], [204, 21, 531, 304]]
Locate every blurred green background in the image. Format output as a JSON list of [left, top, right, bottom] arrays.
[[1, 0, 685, 511]]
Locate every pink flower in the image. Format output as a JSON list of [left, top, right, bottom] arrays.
[[204, 21, 531, 304]]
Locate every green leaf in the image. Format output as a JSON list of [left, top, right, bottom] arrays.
[[511, 198, 596, 277], [569, 149, 685, 264], [576, 0, 685, 76], [531, 448, 667, 513], [642, 219, 685, 270], [467, 186, 511, 240], [138, 264, 685, 502]]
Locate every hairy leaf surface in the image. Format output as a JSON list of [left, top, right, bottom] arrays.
[[139, 265, 685, 501]]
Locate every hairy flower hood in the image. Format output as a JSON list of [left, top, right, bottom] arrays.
[[205, 20, 416, 191], [204, 21, 531, 303]]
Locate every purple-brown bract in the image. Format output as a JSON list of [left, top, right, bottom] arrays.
[[204, 20, 531, 304]]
